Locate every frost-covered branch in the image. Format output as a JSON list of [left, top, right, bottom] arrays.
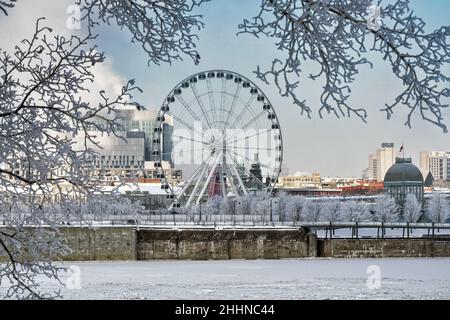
[[403, 194, 422, 223], [426, 193, 450, 223], [0, 17, 143, 299], [77, 0, 209, 65], [0, 0, 16, 16], [239, 0, 450, 132], [373, 194, 399, 222]]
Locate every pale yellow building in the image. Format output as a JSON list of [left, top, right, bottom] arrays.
[[277, 172, 321, 189]]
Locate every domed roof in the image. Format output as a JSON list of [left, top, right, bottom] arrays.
[[384, 158, 424, 183]]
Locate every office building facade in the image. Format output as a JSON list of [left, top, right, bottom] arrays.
[[420, 151, 450, 181], [366, 143, 396, 181]]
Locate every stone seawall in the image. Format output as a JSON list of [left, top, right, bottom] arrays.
[[318, 238, 450, 258], [2, 226, 450, 262], [136, 229, 314, 260], [0, 226, 136, 262], [61, 227, 137, 261]]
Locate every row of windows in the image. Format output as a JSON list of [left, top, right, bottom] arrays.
[[386, 186, 424, 200]]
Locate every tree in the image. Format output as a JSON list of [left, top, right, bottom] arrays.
[[320, 200, 342, 222], [301, 199, 322, 222], [340, 200, 370, 222], [0, 18, 142, 299], [238, 0, 450, 132], [235, 195, 251, 216], [273, 191, 289, 220], [249, 192, 271, 218], [219, 196, 235, 216], [403, 194, 422, 223], [285, 196, 305, 221], [0, 0, 208, 298], [426, 193, 450, 223], [84, 195, 145, 221], [373, 194, 399, 222], [77, 0, 209, 66], [204, 195, 221, 216]]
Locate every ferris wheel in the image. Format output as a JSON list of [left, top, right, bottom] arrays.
[[152, 70, 283, 208]]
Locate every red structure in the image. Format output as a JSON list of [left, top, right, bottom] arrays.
[[277, 188, 342, 197], [208, 169, 223, 198], [340, 181, 384, 196]]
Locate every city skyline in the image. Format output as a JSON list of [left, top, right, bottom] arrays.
[[1, 0, 449, 177]]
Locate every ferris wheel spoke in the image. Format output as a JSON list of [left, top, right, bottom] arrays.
[[176, 153, 213, 200], [167, 112, 212, 143], [226, 159, 249, 195], [220, 79, 226, 127], [195, 151, 223, 205], [227, 148, 273, 171], [206, 78, 218, 126], [176, 95, 201, 122], [219, 165, 227, 198], [228, 146, 277, 151], [224, 164, 239, 197], [226, 128, 272, 146], [223, 84, 241, 131], [165, 147, 209, 160], [226, 151, 269, 190], [190, 83, 215, 134], [172, 134, 209, 146], [229, 94, 256, 129], [186, 158, 214, 207], [241, 110, 266, 130]]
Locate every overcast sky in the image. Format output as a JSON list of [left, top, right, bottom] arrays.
[[1, 0, 449, 177]]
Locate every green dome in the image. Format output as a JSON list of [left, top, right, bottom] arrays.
[[384, 158, 423, 183]]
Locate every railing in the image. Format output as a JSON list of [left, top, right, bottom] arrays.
[[1, 212, 449, 240]]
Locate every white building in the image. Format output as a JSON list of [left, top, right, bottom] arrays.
[[420, 151, 450, 181], [91, 131, 146, 171], [89, 109, 174, 164], [366, 143, 396, 181], [367, 153, 378, 180]]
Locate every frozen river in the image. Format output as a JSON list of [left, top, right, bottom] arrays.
[[2, 258, 450, 299]]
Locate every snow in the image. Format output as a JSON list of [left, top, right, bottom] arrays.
[[3, 258, 449, 300]]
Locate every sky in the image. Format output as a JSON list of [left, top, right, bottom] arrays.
[[1, 0, 450, 177]]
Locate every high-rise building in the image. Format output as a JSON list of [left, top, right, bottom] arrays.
[[89, 109, 174, 164], [367, 154, 378, 180], [91, 131, 146, 171], [365, 143, 396, 181], [420, 151, 450, 181], [116, 109, 174, 163], [377, 143, 396, 181]]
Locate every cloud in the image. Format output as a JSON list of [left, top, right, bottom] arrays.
[[0, 0, 127, 107]]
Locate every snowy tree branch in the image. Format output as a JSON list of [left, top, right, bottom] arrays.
[[0, 0, 16, 16], [238, 0, 450, 132], [0, 17, 143, 299], [76, 0, 209, 65]]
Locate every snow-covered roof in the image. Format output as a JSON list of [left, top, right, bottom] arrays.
[[99, 183, 180, 195]]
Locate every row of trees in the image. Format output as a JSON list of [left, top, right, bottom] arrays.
[[185, 193, 450, 224]]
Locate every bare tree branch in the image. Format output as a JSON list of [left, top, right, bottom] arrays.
[[0, 0, 16, 16], [76, 0, 210, 65], [238, 0, 450, 132], [0, 17, 143, 299]]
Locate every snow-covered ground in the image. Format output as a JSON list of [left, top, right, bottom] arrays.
[[3, 258, 449, 300]]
